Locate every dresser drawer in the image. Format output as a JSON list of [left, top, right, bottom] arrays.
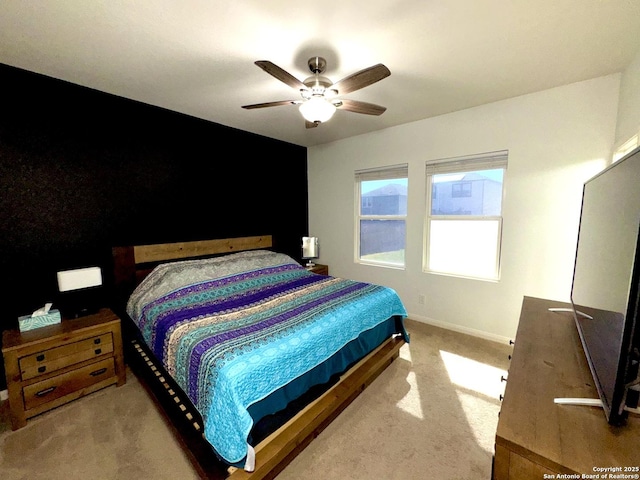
[[19, 332, 113, 381], [23, 357, 116, 411]]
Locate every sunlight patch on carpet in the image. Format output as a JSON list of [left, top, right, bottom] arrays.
[[440, 350, 507, 452], [399, 343, 412, 361], [455, 391, 500, 452], [395, 371, 424, 419], [439, 350, 506, 398]]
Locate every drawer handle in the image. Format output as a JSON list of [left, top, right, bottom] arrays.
[[94, 348, 102, 355], [36, 354, 45, 362], [35, 386, 56, 397], [38, 366, 47, 373], [94, 338, 101, 345], [90, 368, 108, 377]]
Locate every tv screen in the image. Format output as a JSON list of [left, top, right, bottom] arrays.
[[570, 146, 640, 425]]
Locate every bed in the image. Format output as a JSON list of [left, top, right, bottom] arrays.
[[111, 235, 408, 479]]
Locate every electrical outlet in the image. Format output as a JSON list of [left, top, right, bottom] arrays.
[[0, 389, 8, 401], [418, 294, 425, 305]]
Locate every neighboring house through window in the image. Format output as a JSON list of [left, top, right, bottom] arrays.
[[425, 151, 508, 280], [355, 164, 408, 268]]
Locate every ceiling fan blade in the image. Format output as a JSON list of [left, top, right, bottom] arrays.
[[255, 61, 306, 90], [331, 64, 391, 95], [337, 99, 387, 116], [305, 120, 319, 129], [242, 100, 298, 109]]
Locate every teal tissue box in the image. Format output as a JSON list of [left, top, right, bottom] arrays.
[[18, 310, 62, 332]]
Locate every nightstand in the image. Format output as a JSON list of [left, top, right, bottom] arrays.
[[2, 308, 126, 430], [306, 263, 329, 275]]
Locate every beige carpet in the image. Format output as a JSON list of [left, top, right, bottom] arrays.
[[0, 320, 511, 480]]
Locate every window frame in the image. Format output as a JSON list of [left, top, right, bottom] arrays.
[[424, 151, 508, 281], [355, 164, 408, 269]]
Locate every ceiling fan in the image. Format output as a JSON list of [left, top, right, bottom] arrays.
[[242, 57, 390, 128]]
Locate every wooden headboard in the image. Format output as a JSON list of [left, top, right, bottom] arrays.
[[111, 235, 273, 307]]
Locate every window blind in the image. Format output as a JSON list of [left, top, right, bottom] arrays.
[[425, 150, 508, 175], [355, 164, 408, 181]]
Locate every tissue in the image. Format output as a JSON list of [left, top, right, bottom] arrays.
[[18, 303, 62, 332]]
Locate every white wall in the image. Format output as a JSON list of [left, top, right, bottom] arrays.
[[615, 49, 640, 146], [308, 74, 620, 342]]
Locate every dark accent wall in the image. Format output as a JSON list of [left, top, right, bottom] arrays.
[[0, 64, 308, 388]]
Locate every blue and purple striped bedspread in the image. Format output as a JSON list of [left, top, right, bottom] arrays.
[[126, 250, 407, 467]]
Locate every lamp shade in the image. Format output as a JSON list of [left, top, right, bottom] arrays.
[[302, 237, 319, 267], [56, 266, 103, 318], [299, 97, 336, 123], [57, 267, 103, 292]]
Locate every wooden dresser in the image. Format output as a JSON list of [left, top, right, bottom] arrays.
[[2, 308, 126, 429], [494, 296, 640, 478]]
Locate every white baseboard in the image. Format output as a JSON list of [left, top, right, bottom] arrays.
[[406, 312, 512, 345], [0, 389, 7, 401]]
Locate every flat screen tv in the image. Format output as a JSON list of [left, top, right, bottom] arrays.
[[570, 145, 640, 426]]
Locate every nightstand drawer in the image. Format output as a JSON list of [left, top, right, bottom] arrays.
[[19, 332, 114, 381], [23, 357, 115, 411]]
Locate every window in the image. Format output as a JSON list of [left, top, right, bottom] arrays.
[[355, 164, 408, 268], [425, 151, 507, 280]]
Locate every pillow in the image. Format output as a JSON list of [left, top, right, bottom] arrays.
[[126, 249, 300, 321]]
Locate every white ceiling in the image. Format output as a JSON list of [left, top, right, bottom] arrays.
[[1, 1, 639, 148]]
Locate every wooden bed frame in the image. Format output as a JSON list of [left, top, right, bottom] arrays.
[[111, 235, 405, 480]]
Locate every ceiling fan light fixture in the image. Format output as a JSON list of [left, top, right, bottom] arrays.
[[243, 57, 390, 127], [299, 97, 336, 123], [324, 88, 338, 99]]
